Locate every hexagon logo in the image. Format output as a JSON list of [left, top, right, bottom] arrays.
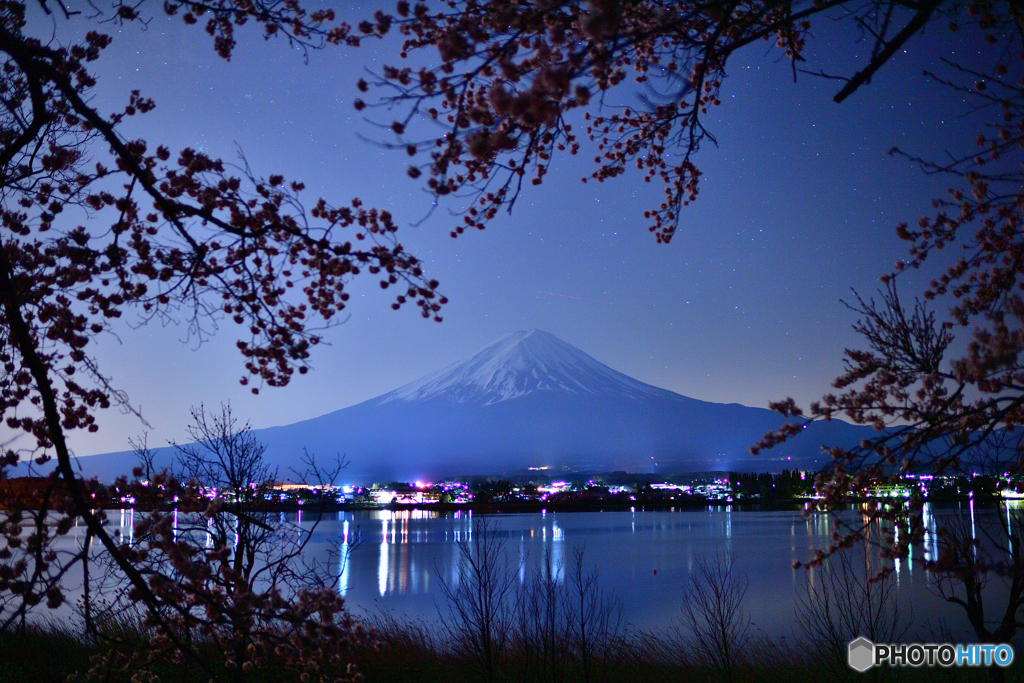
[[848, 637, 875, 672]]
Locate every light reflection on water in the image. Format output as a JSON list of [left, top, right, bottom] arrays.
[[311, 506, 944, 634], [24, 504, 1024, 636]]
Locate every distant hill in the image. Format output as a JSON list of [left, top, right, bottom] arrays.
[[48, 329, 872, 482]]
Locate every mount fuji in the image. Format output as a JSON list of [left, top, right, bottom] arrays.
[[64, 329, 870, 482], [375, 329, 686, 406]]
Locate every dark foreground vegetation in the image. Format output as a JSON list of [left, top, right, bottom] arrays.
[[4, 1, 1024, 680], [0, 619, 1018, 683], [1, 514, 1022, 683], [356, 621, 1022, 683]]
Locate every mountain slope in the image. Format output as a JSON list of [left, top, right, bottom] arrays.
[[62, 330, 869, 481], [376, 330, 677, 406]]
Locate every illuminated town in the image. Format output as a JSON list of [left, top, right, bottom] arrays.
[[85, 469, 1024, 511]]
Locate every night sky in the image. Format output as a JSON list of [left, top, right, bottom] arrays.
[[16, 4, 996, 459]]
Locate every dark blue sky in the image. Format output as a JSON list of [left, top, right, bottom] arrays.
[[20, 5, 993, 458]]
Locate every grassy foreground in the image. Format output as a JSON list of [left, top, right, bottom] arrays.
[[353, 616, 1024, 683], [0, 618, 1020, 683]]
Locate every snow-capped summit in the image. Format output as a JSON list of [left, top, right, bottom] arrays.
[[376, 329, 675, 406], [65, 329, 868, 482]]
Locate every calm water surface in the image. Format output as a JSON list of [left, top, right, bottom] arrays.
[[301, 505, 972, 636], [51, 504, 1006, 638]]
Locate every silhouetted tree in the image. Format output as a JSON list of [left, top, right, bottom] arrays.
[[679, 552, 751, 682], [927, 504, 1024, 651], [438, 516, 517, 682], [744, 9, 1024, 514], [351, 2, 1024, 520], [759, 259, 1024, 677], [0, 0, 442, 678], [86, 405, 361, 682], [129, 433, 158, 484], [796, 543, 912, 672], [353, 0, 1002, 242], [511, 544, 623, 683], [732, 10, 1024, 663]]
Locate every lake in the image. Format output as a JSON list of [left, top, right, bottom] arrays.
[[298, 503, 998, 639], [39, 503, 1022, 641]]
